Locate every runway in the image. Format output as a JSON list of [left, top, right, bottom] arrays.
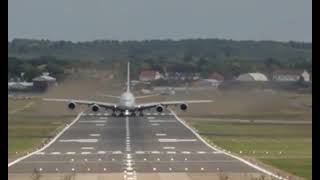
[[8, 109, 261, 177]]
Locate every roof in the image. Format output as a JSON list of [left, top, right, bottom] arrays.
[[139, 70, 159, 77], [32, 75, 56, 81], [237, 73, 268, 81], [208, 73, 224, 81], [8, 82, 33, 89]]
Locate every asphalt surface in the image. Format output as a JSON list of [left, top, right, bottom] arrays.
[[8, 109, 259, 176]]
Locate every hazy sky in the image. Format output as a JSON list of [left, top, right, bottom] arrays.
[[8, 0, 312, 42]]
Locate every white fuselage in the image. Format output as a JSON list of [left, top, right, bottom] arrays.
[[119, 91, 136, 110]]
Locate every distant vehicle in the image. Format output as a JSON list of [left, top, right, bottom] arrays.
[[44, 62, 212, 116]]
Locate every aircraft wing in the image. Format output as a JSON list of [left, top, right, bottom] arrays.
[[43, 98, 117, 109], [135, 94, 161, 99], [137, 100, 213, 110]]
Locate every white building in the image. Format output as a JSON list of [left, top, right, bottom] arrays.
[[236, 73, 268, 81], [272, 70, 310, 82]]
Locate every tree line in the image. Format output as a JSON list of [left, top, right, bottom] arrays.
[[8, 38, 312, 81]]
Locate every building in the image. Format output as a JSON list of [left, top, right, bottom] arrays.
[[8, 82, 33, 91], [139, 70, 162, 81], [32, 72, 57, 91], [196, 79, 221, 87], [167, 72, 200, 81], [208, 73, 224, 82], [272, 69, 310, 82], [236, 73, 268, 81]]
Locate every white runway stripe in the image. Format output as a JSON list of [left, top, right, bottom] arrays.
[[197, 151, 207, 154], [35, 152, 45, 155], [166, 151, 176, 154], [151, 123, 160, 126], [135, 151, 145, 154], [50, 152, 61, 155], [81, 147, 94, 150], [147, 117, 155, 120], [149, 120, 176, 123], [66, 152, 76, 155], [158, 139, 197, 142], [59, 139, 98, 143], [163, 147, 175, 149], [96, 124, 105, 126], [181, 151, 191, 154], [151, 151, 160, 154], [89, 134, 100, 137], [81, 152, 91, 155], [212, 151, 223, 154], [97, 151, 106, 154], [155, 133, 167, 136], [112, 151, 122, 154], [79, 120, 107, 123], [99, 117, 108, 120]]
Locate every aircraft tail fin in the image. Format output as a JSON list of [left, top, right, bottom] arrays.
[[127, 62, 130, 92]]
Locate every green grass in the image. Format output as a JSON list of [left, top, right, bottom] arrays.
[[8, 99, 73, 158], [8, 115, 72, 157], [191, 121, 312, 179]]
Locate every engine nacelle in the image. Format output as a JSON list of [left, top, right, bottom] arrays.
[[68, 102, 76, 110], [91, 104, 100, 112], [156, 105, 164, 112], [180, 103, 188, 111]]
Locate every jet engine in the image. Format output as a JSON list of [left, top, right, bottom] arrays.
[[91, 104, 100, 112], [156, 105, 164, 112], [68, 102, 76, 110], [180, 103, 188, 111]]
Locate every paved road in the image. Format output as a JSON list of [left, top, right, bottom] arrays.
[[8, 110, 259, 178]]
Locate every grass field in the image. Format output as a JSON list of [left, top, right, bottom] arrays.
[[8, 98, 74, 158], [191, 121, 312, 179]]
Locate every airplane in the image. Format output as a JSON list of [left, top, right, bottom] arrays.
[[43, 62, 213, 116]]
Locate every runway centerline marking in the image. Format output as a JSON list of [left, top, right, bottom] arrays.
[[89, 134, 100, 137], [124, 117, 136, 179]]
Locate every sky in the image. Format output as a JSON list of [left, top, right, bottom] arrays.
[[8, 0, 312, 42]]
